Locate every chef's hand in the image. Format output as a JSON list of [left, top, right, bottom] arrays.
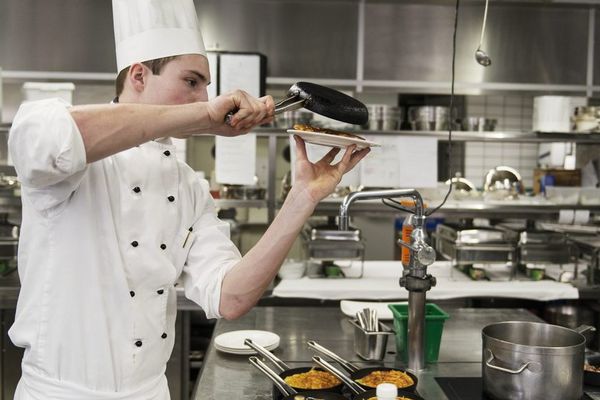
[[205, 90, 274, 136], [292, 135, 370, 204]]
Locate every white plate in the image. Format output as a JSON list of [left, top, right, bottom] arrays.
[[287, 129, 379, 150], [213, 330, 280, 355], [340, 300, 406, 320]]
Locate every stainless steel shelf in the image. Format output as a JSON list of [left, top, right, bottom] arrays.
[[214, 199, 267, 209], [5, 122, 600, 144], [312, 200, 600, 218], [248, 127, 600, 143]]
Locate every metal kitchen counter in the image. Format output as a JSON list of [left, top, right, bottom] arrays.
[[192, 306, 543, 400]]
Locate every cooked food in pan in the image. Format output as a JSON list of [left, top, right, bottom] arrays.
[[367, 397, 412, 400], [293, 124, 366, 141], [283, 369, 341, 389], [356, 370, 414, 388], [585, 363, 600, 373]]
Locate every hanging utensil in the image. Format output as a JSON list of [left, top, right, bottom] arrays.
[[225, 82, 369, 126], [475, 0, 492, 67]]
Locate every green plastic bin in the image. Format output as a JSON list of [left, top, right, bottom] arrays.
[[388, 303, 450, 363]]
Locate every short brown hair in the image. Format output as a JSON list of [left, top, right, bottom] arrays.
[[115, 56, 178, 96]]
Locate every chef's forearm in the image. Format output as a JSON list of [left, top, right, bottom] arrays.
[[218, 186, 317, 320], [70, 103, 210, 163]]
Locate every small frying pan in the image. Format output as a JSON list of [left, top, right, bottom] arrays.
[[308, 340, 418, 393], [245, 339, 344, 399], [225, 81, 369, 126], [312, 356, 423, 400], [249, 356, 347, 400]]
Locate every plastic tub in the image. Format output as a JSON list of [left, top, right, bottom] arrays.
[[388, 303, 449, 363], [580, 187, 600, 205], [545, 186, 580, 205]]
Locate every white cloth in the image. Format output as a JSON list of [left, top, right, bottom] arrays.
[[112, 0, 207, 72], [8, 98, 240, 399], [273, 261, 579, 301]]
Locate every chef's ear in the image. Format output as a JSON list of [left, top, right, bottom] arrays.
[[128, 63, 149, 93]]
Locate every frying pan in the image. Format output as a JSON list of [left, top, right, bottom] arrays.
[[585, 354, 600, 386], [249, 356, 347, 400], [307, 340, 418, 393], [244, 338, 344, 399], [312, 356, 423, 400], [226, 81, 369, 126]]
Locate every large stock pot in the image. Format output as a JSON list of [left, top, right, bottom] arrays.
[[482, 321, 594, 400]]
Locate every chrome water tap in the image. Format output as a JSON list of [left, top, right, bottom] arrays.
[[339, 188, 436, 372]]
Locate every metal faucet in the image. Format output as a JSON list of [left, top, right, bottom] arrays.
[[339, 188, 436, 372]]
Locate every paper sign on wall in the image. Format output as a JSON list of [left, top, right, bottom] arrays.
[[215, 134, 257, 185], [360, 136, 438, 188], [206, 52, 218, 100], [219, 54, 261, 97]]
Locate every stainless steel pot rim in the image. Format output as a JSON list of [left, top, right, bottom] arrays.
[[482, 321, 586, 355]]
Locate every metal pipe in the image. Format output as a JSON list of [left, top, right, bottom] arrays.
[[339, 188, 424, 230], [408, 291, 426, 372]]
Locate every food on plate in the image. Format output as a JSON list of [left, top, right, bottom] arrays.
[[585, 363, 600, 373], [293, 124, 365, 141], [356, 370, 414, 388], [283, 369, 341, 389]]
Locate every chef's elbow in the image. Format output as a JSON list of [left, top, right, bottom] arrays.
[[219, 301, 252, 321]]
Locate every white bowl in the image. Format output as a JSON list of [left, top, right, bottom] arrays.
[[278, 261, 306, 279]]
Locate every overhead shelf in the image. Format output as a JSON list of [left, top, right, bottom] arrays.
[[248, 127, 600, 144], [312, 199, 600, 219]]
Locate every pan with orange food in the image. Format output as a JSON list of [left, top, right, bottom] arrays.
[[249, 356, 347, 400], [312, 356, 424, 400], [307, 340, 418, 393], [245, 339, 344, 399]]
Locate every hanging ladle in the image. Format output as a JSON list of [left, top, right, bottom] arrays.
[[475, 0, 492, 67], [225, 81, 369, 126]]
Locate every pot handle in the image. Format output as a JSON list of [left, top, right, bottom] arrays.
[[485, 349, 532, 375], [575, 325, 596, 335]]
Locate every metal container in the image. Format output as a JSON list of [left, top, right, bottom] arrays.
[[482, 321, 592, 400], [408, 106, 453, 131], [363, 105, 404, 131], [462, 117, 497, 132], [274, 110, 314, 128], [348, 319, 394, 360]]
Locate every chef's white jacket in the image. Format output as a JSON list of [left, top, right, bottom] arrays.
[[7, 98, 241, 399]]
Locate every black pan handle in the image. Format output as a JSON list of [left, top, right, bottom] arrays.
[[307, 340, 359, 374], [312, 356, 364, 396], [244, 338, 290, 372], [249, 356, 296, 397]]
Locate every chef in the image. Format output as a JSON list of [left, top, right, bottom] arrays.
[[7, 0, 369, 399]]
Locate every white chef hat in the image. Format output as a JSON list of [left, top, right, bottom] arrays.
[[112, 0, 207, 73]]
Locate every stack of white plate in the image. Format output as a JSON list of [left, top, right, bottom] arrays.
[[213, 330, 280, 355]]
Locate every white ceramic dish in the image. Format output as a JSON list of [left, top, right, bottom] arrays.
[[287, 129, 379, 150], [213, 330, 280, 355]]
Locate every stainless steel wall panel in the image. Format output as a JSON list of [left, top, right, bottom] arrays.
[[195, 0, 358, 78], [364, 3, 589, 85], [0, 0, 116, 72]]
